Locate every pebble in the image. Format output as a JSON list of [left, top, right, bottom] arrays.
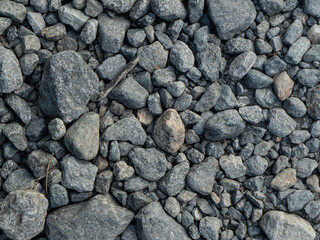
[[194, 82, 221, 112], [219, 155, 246, 179], [228, 51, 257, 81], [307, 24, 320, 44], [0, 0, 26, 23], [273, 71, 294, 101], [26, 149, 58, 178], [239, 106, 263, 124], [283, 19, 303, 45], [267, 108, 296, 138], [270, 168, 296, 191], [150, 0, 187, 22], [58, 3, 89, 31], [5, 94, 31, 125], [285, 36, 311, 64], [307, 86, 320, 120], [283, 97, 307, 118], [170, 40, 195, 73], [3, 123, 28, 151], [244, 69, 273, 89]]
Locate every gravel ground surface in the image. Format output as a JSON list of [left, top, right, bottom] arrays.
[[0, 0, 319, 239]]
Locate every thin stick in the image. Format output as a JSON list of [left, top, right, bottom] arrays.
[[45, 153, 54, 195], [98, 55, 140, 104]]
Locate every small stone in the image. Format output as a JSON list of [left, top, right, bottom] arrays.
[[27, 150, 58, 179], [0, 46, 23, 93], [289, 130, 311, 144], [27, 12, 45, 36], [0, 0, 26, 23], [199, 216, 222, 240], [49, 184, 69, 208], [41, 23, 66, 41], [273, 71, 294, 101], [244, 69, 273, 89], [207, 0, 256, 40], [0, 17, 11, 35], [3, 123, 27, 151], [164, 197, 181, 218], [152, 66, 176, 87], [296, 69, 320, 88], [95, 170, 113, 194], [128, 147, 167, 181], [0, 160, 18, 179], [98, 14, 130, 54], [150, 0, 187, 22], [194, 82, 221, 113], [124, 176, 149, 193], [5, 94, 31, 125], [303, 45, 320, 62], [58, 3, 89, 31], [228, 51, 256, 80], [138, 41, 168, 73], [113, 161, 135, 181], [270, 168, 296, 191], [170, 40, 195, 73], [153, 109, 185, 153], [0, 190, 48, 240], [224, 37, 254, 55], [260, 0, 284, 16], [129, 0, 151, 21], [287, 190, 314, 212], [285, 36, 311, 64], [48, 118, 66, 140], [263, 55, 287, 77], [61, 154, 98, 192], [267, 108, 296, 138], [245, 156, 268, 176], [205, 109, 246, 141], [187, 157, 217, 196], [19, 53, 39, 76], [303, 0, 320, 17], [307, 86, 320, 120], [305, 200, 320, 219], [102, 117, 146, 145], [295, 158, 317, 178], [214, 84, 238, 111], [193, 26, 209, 52], [84, 0, 103, 17], [101, 0, 137, 13], [259, 210, 316, 240], [219, 155, 246, 179], [80, 19, 98, 45], [127, 29, 146, 48], [239, 106, 263, 124], [283, 19, 303, 45], [307, 24, 320, 44]]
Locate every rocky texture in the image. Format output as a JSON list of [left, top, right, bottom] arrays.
[[307, 86, 320, 120]]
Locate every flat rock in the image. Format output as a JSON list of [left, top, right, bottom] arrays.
[[207, 0, 256, 40], [0, 0, 26, 23], [38, 51, 99, 123], [5, 94, 31, 125], [0, 46, 23, 93], [205, 109, 246, 141], [273, 72, 294, 101], [0, 17, 11, 35], [26, 150, 58, 179], [138, 41, 168, 73], [260, 0, 284, 16], [150, 0, 187, 22], [109, 77, 149, 109], [259, 210, 316, 240], [307, 86, 320, 120], [135, 201, 191, 240], [98, 14, 130, 53], [60, 154, 98, 192], [287, 190, 314, 212], [228, 51, 257, 81], [196, 43, 221, 82], [101, 0, 137, 13], [0, 190, 48, 240], [267, 108, 296, 138], [153, 109, 185, 153], [3, 123, 27, 151], [46, 194, 134, 240], [64, 112, 99, 161], [128, 147, 167, 181], [102, 117, 146, 145], [303, 44, 320, 62]]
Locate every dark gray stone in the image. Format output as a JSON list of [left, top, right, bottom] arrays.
[[0, 190, 48, 240], [255, 87, 281, 109], [268, 108, 296, 138], [3, 123, 27, 151], [129, 0, 151, 20], [135, 202, 191, 240], [27, 150, 59, 179], [98, 14, 130, 54], [0, 0, 26, 23], [95, 170, 113, 194], [113, 161, 135, 181], [102, 117, 146, 146], [80, 19, 98, 44], [239, 106, 263, 124], [5, 94, 31, 125], [219, 155, 246, 179], [60, 154, 98, 192], [285, 36, 311, 64], [303, 44, 320, 62], [150, 0, 187, 21], [85, 0, 103, 17], [193, 26, 209, 52], [46, 194, 134, 240], [207, 0, 256, 40], [58, 3, 89, 31], [19, 53, 39, 76], [283, 19, 303, 45], [38, 51, 99, 123], [48, 118, 66, 140], [152, 66, 176, 87], [295, 158, 317, 178], [296, 69, 320, 87], [188, 0, 204, 23], [170, 40, 195, 73], [307, 86, 320, 120], [245, 156, 268, 176], [259, 0, 284, 16], [199, 217, 222, 240], [287, 190, 314, 212], [194, 82, 221, 112], [41, 23, 67, 41], [244, 69, 273, 89], [101, 0, 137, 13], [303, 0, 320, 17], [0, 17, 11, 35], [228, 51, 256, 81], [49, 184, 69, 208], [127, 29, 146, 48], [205, 109, 246, 141], [214, 84, 238, 111], [263, 55, 287, 77], [97, 54, 126, 81], [224, 37, 254, 55]]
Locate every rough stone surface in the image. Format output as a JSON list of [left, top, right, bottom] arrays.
[[307, 86, 320, 120], [101, 0, 137, 13], [273, 72, 294, 101], [150, 0, 187, 22], [26, 150, 58, 178], [219, 155, 246, 179], [170, 40, 195, 73], [228, 51, 257, 81], [0, 0, 26, 23], [267, 108, 296, 138]]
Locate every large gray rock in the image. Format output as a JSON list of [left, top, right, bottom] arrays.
[[58, 3, 89, 31], [150, 0, 187, 21], [187, 157, 217, 196], [303, 0, 320, 17], [153, 109, 185, 153], [128, 148, 167, 181], [0, 46, 23, 93], [0, 0, 26, 23], [267, 108, 296, 138], [207, 0, 256, 40], [60, 154, 98, 192], [135, 201, 191, 240], [205, 110, 246, 141], [109, 77, 149, 109], [0, 190, 48, 240], [102, 117, 146, 145], [38, 51, 99, 123], [259, 210, 316, 240], [101, 0, 137, 13], [46, 194, 134, 240], [307, 86, 320, 120], [98, 14, 130, 53], [64, 112, 99, 161], [196, 43, 221, 82]]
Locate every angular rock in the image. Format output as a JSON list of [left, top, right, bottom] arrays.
[[109, 77, 149, 109], [0, 190, 48, 240], [0, 46, 23, 93], [259, 210, 316, 240], [196, 43, 221, 82], [101, 0, 137, 13], [307, 24, 320, 44], [38, 51, 99, 123], [283, 19, 303, 46], [170, 40, 195, 73], [296, 158, 317, 178], [224, 37, 254, 55], [205, 110, 246, 141], [153, 109, 185, 153], [245, 156, 268, 176], [0, 0, 26, 23], [113, 161, 135, 181], [128, 147, 166, 181], [194, 82, 221, 112], [273, 72, 294, 101], [297, 69, 320, 88], [46, 194, 134, 240], [60, 154, 98, 192], [138, 41, 168, 73], [303, 0, 320, 17], [287, 190, 314, 212], [102, 117, 147, 145], [98, 14, 130, 54], [270, 168, 296, 191], [307, 86, 320, 120], [244, 69, 273, 89], [263, 55, 287, 77], [0, 17, 11, 35], [96, 54, 127, 81], [64, 112, 99, 161], [207, 0, 256, 40], [3, 123, 27, 151], [199, 217, 222, 240], [187, 157, 217, 196], [267, 108, 296, 138], [219, 155, 246, 179], [260, 0, 284, 16], [150, 0, 187, 21], [49, 184, 69, 209], [214, 84, 238, 111], [27, 12, 46, 35], [41, 23, 66, 41], [80, 19, 98, 45], [135, 202, 191, 240], [228, 51, 257, 81], [284, 97, 307, 118], [285, 36, 311, 64], [303, 44, 320, 62], [58, 3, 89, 31], [239, 106, 263, 124], [26, 150, 58, 179], [5, 94, 31, 125]]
